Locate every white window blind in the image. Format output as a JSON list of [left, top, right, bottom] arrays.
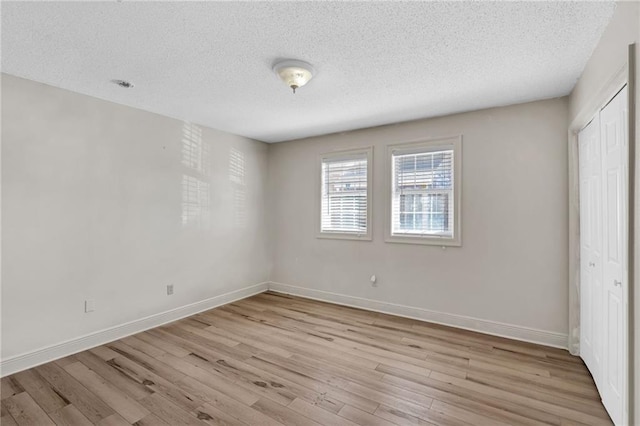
[[320, 153, 369, 235], [391, 148, 454, 238]]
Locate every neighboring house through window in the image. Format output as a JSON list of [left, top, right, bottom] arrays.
[[387, 136, 461, 246], [318, 147, 373, 240]]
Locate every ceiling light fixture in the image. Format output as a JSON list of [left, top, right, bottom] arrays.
[[273, 59, 314, 94]]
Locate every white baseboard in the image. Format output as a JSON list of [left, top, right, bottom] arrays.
[[0, 282, 269, 377], [268, 282, 569, 350]]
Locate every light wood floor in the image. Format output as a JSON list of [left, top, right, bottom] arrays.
[[1, 292, 612, 426]]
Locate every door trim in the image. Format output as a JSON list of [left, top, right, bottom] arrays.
[[568, 64, 627, 356], [626, 43, 636, 426], [570, 55, 633, 425]]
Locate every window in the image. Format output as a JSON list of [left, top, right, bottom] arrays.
[[386, 136, 461, 246], [318, 147, 372, 240]]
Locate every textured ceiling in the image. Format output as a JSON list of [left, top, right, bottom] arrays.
[[2, 1, 615, 143]]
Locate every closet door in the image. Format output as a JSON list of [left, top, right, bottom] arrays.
[[600, 86, 628, 425], [578, 116, 603, 388]]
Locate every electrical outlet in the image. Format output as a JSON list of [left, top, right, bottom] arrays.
[[167, 284, 174, 295], [85, 299, 95, 313]]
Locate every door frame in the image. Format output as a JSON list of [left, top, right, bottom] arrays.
[[568, 47, 635, 425]]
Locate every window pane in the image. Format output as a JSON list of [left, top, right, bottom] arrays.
[[392, 149, 454, 237], [321, 155, 368, 234]]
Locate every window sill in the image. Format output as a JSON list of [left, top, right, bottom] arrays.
[[385, 235, 461, 247], [317, 232, 372, 241]]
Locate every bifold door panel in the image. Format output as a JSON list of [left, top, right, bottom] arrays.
[[578, 85, 628, 426]]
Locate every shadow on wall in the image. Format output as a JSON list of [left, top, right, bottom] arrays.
[[230, 146, 246, 229], [179, 122, 248, 231], [181, 122, 211, 230]]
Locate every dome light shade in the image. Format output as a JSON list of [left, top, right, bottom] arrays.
[[273, 59, 315, 94]]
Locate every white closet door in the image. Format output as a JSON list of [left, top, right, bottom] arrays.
[[600, 86, 628, 425], [578, 116, 603, 388]]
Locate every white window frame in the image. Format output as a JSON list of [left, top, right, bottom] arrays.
[[317, 147, 373, 241], [385, 136, 462, 246]]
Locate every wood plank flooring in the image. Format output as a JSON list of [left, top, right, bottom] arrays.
[[1, 292, 612, 425]]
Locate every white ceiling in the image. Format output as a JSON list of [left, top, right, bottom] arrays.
[[2, 1, 615, 143]]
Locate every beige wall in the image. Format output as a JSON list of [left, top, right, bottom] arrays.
[[1, 74, 270, 361], [636, 39, 640, 426], [567, 1, 640, 420], [268, 98, 570, 337], [635, 40, 639, 426], [569, 2, 639, 121]]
